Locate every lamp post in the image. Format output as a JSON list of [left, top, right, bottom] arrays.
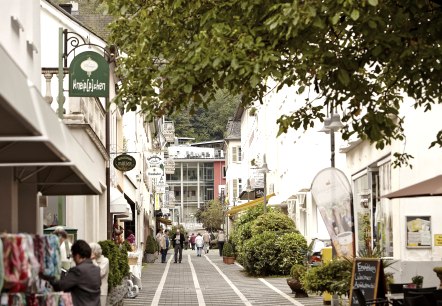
[[319, 108, 344, 167], [260, 154, 270, 213], [246, 179, 253, 203]]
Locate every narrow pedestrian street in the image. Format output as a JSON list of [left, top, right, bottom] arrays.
[[124, 249, 324, 306]]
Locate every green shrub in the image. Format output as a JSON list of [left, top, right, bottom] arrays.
[[230, 204, 266, 264], [250, 211, 298, 236], [242, 231, 308, 276], [99, 240, 130, 291], [302, 259, 352, 296], [145, 235, 157, 254], [222, 241, 235, 257], [290, 264, 307, 279], [276, 232, 308, 274]]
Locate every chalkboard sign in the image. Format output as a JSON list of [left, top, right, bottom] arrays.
[[349, 258, 386, 305]]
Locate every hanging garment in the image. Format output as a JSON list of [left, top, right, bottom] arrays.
[[33, 235, 45, 274], [0, 238, 4, 292], [20, 234, 40, 290], [43, 235, 61, 280], [1, 234, 30, 292]]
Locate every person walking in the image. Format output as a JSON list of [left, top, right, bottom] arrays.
[[202, 231, 211, 254], [171, 228, 185, 263], [217, 230, 225, 256], [195, 233, 204, 257], [190, 233, 196, 250], [160, 229, 170, 263], [90, 242, 110, 306]]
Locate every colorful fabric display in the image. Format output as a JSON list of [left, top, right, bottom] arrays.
[[0, 238, 3, 293], [43, 235, 61, 280], [1, 234, 30, 292]]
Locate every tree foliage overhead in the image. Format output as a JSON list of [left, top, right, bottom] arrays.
[[104, 0, 442, 162]]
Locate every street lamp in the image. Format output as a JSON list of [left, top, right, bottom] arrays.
[[260, 154, 270, 213], [319, 110, 344, 167], [246, 179, 253, 203]]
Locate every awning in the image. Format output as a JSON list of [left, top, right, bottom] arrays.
[[157, 217, 172, 225], [227, 193, 275, 216], [267, 192, 293, 206], [383, 175, 442, 199], [0, 45, 101, 195], [110, 187, 132, 219]]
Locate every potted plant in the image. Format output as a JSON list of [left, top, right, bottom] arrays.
[[143, 235, 158, 263], [286, 264, 308, 298], [222, 241, 235, 264], [434, 267, 442, 288], [411, 275, 423, 288], [302, 259, 353, 306]]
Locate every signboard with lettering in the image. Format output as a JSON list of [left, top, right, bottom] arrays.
[[69, 51, 109, 97], [164, 158, 176, 174], [434, 234, 442, 246], [163, 121, 175, 143], [147, 155, 164, 177], [406, 216, 431, 248], [349, 258, 386, 305], [113, 154, 136, 172]]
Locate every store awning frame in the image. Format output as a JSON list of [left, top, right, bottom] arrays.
[[227, 193, 275, 216], [0, 45, 101, 195], [383, 174, 442, 199], [157, 217, 172, 225]]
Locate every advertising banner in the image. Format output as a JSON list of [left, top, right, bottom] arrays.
[[311, 167, 354, 258]]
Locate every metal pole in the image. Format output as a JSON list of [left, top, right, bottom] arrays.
[[263, 171, 267, 213], [57, 28, 65, 119], [330, 130, 335, 168], [106, 97, 111, 239]]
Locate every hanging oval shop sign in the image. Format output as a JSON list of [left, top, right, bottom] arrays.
[[113, 154, 136, 172]]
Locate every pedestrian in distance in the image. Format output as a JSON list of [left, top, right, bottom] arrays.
[[160, 229, 170, 263], [190, 233, 196, 250], [90, 242, 110, 306], [52, 227, 74, 272], [217, 230, 225, 257], [202, 230, 211, 254], [195, 233, 204, 257], [155, 228, 163, 252], [172, 228, 185, 263], [40, 239, 101, 306]]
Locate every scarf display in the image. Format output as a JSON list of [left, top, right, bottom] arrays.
[[1, 233, 70, 306]]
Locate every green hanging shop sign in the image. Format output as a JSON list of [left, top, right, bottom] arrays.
[[69, 51, 109, 97]]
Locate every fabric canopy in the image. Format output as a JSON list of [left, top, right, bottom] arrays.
[[383, 175, 442, 199], [157, 217, 172, 225], [0, 45, 101, 195], [227, 193, 275, 216]]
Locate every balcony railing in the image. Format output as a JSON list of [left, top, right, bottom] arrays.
[[41, 68, 106, 146]]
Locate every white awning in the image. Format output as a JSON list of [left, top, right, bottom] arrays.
[[110, 187, 132, 219], [0, 45, 101, 195], [267, 191, 294, 206]]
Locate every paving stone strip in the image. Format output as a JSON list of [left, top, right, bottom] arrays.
[[123, 249, 325, 306]]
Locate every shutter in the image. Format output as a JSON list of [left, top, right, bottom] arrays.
[[233, 179, 238, 198], [232, 147, 237, 162]]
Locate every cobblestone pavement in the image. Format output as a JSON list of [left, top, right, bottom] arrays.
[[123, 249, 326, 306]]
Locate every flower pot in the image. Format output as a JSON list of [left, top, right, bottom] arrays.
[[144, 253, 157, 263], [223, 256, 235, 264], [286, 278, 308, 298]]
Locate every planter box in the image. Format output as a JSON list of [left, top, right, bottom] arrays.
[[143, 253, 157, 263], [223, 256, 235, 264]]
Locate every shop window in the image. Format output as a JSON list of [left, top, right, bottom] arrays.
[[353, 160, 392, 257]]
